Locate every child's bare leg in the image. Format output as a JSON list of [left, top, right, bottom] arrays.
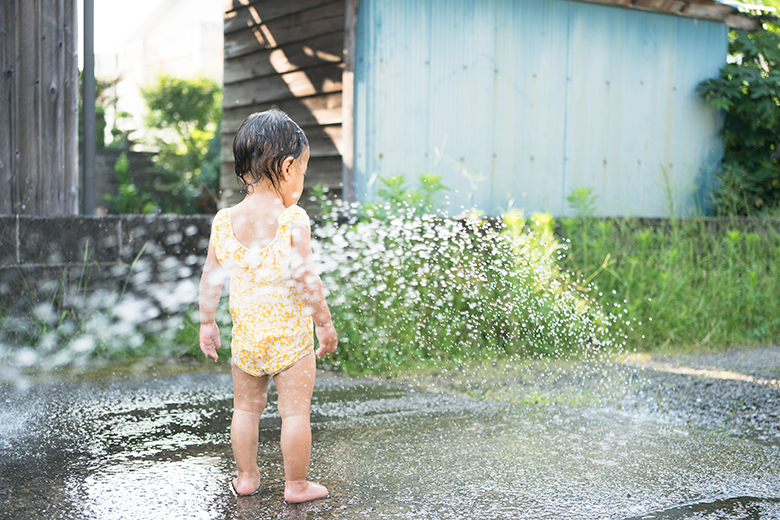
[[231, 362, 269, 495], [273, 352, 328, 503]]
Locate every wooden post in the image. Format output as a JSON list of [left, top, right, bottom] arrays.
[[341, 0, 359, 203], [82, 0, 96, 215], [0, 1, 16, 213]]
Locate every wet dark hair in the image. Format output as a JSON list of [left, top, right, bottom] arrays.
[[233, 108, 309, 194]]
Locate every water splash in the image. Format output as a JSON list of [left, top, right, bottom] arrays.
[[311, 191, 629, 375]]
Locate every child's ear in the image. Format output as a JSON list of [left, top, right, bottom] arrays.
[[282, 155, 294, 179]]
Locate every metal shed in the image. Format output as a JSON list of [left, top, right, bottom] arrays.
[[353, 0, 763, 217], [221, 0, 767, 216]]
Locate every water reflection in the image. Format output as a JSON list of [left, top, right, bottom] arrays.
[[0, 366, 778, 519]]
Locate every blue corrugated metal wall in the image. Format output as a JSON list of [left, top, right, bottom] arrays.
[[353, 0, 728, 217]]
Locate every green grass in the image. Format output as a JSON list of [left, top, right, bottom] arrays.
[[558, 216, 780, 352]]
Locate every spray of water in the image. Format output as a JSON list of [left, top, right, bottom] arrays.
[[310, 177, 629, 377]]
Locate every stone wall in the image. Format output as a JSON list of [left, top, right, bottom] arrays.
[[0, 214, 212, 321]]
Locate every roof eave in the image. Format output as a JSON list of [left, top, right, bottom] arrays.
[[574, 0, 769, 30]]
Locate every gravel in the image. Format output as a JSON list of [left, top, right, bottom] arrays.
[[397, 345, 780, 446], [622, 345, 780, 445]]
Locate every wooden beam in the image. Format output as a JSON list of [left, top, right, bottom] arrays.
[[222, 92, 343, 133], [224, 3, 343, 59], [224, 31, 343, 85], [16, 0, 41, 214], [342, 0, 358, 203], [573, 0, 762, 29], [63, 0, 79, 213], [0, 0, 16, 214], [223, 63, 343, 109], [224, 0, 338, 34]]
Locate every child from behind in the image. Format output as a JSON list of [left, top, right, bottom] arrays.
[[198, 108, 338, 503]]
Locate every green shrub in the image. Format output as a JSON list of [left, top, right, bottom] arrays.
[[313, 176, 624, 374], [697, 27, 780, 214], [105, 152, 157, 214], [140, 73, 222, 214]]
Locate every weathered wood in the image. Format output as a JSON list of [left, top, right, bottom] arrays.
[[222, 92, 343, 133], [224, 3, 343, 59], [223, 0, 239, 14], [63, 0, 79, 213], [305, 155, 343, 187], [224, 0, 338, 34], [41, 0, 62, 212], [341, 0, 358, 203], [16, 0, 41, 215], [224, 31, 342, 85], [220, 124, 341, 160], [224, 62, 343, 109], [1, 0, 78, 215], [221, 0, 346, 208], [0, 0, 15, 214]]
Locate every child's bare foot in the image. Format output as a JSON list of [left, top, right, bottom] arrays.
[[232, 472, 262, 496], [284, 480, 329, 504]]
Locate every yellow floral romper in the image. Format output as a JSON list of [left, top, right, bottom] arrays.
[[210, 204, 314, 377]]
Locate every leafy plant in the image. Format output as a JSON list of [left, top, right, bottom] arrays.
[[697, 27, 780, 214], [104, 152, 157, 214], [78, 72, 134, 149], [140, 73, 222, 214], [366, 173, 449, 218]]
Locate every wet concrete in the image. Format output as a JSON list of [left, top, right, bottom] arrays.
[[1, 359, 779, 520]]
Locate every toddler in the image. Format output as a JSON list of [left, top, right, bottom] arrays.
[[198, 108, 337, 503]]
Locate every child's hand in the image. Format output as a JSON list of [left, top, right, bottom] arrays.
[[199, 322, 221, 361], [314, 322, 337, 358]]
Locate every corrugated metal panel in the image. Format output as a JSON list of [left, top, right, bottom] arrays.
[[354, 0, 728, 217]]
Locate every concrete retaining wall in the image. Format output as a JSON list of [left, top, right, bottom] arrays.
[[0, 214, 213, 320]]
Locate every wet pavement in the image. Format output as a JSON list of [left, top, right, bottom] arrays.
[[1, 355, 779, 520]]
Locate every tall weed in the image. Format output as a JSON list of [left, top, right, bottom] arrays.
[[560, 191, 780, 350]]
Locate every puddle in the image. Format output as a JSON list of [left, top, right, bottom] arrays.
[[1, 366, 778, 519]]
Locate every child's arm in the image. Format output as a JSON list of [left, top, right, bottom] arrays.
[[290, 223, 338, 358], [199, 236, 225, 361]]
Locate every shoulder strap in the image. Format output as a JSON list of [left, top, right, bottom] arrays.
[[210, 209, 231, 263]]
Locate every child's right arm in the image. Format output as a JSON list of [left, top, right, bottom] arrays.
[[199, 236, 225, 361]]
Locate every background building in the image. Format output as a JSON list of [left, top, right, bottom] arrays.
[[222, 0, 766, 217]]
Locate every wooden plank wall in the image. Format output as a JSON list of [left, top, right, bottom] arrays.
[[221, 0, 345, 208], [0, 0, 79, 216]]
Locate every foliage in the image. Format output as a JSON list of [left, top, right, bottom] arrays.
[[104, 152, 157, 214], [78, 72, 134, 149], [312, 175, 624, 374], [140, 73, 222, 214], [697, 26, 780, 214], [368, 173, 449, 217], [560, 190, 780, 352]]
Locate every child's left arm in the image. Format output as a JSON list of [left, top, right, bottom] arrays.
[[290, 222, 338, 358], [199, 236, 225, 361]]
